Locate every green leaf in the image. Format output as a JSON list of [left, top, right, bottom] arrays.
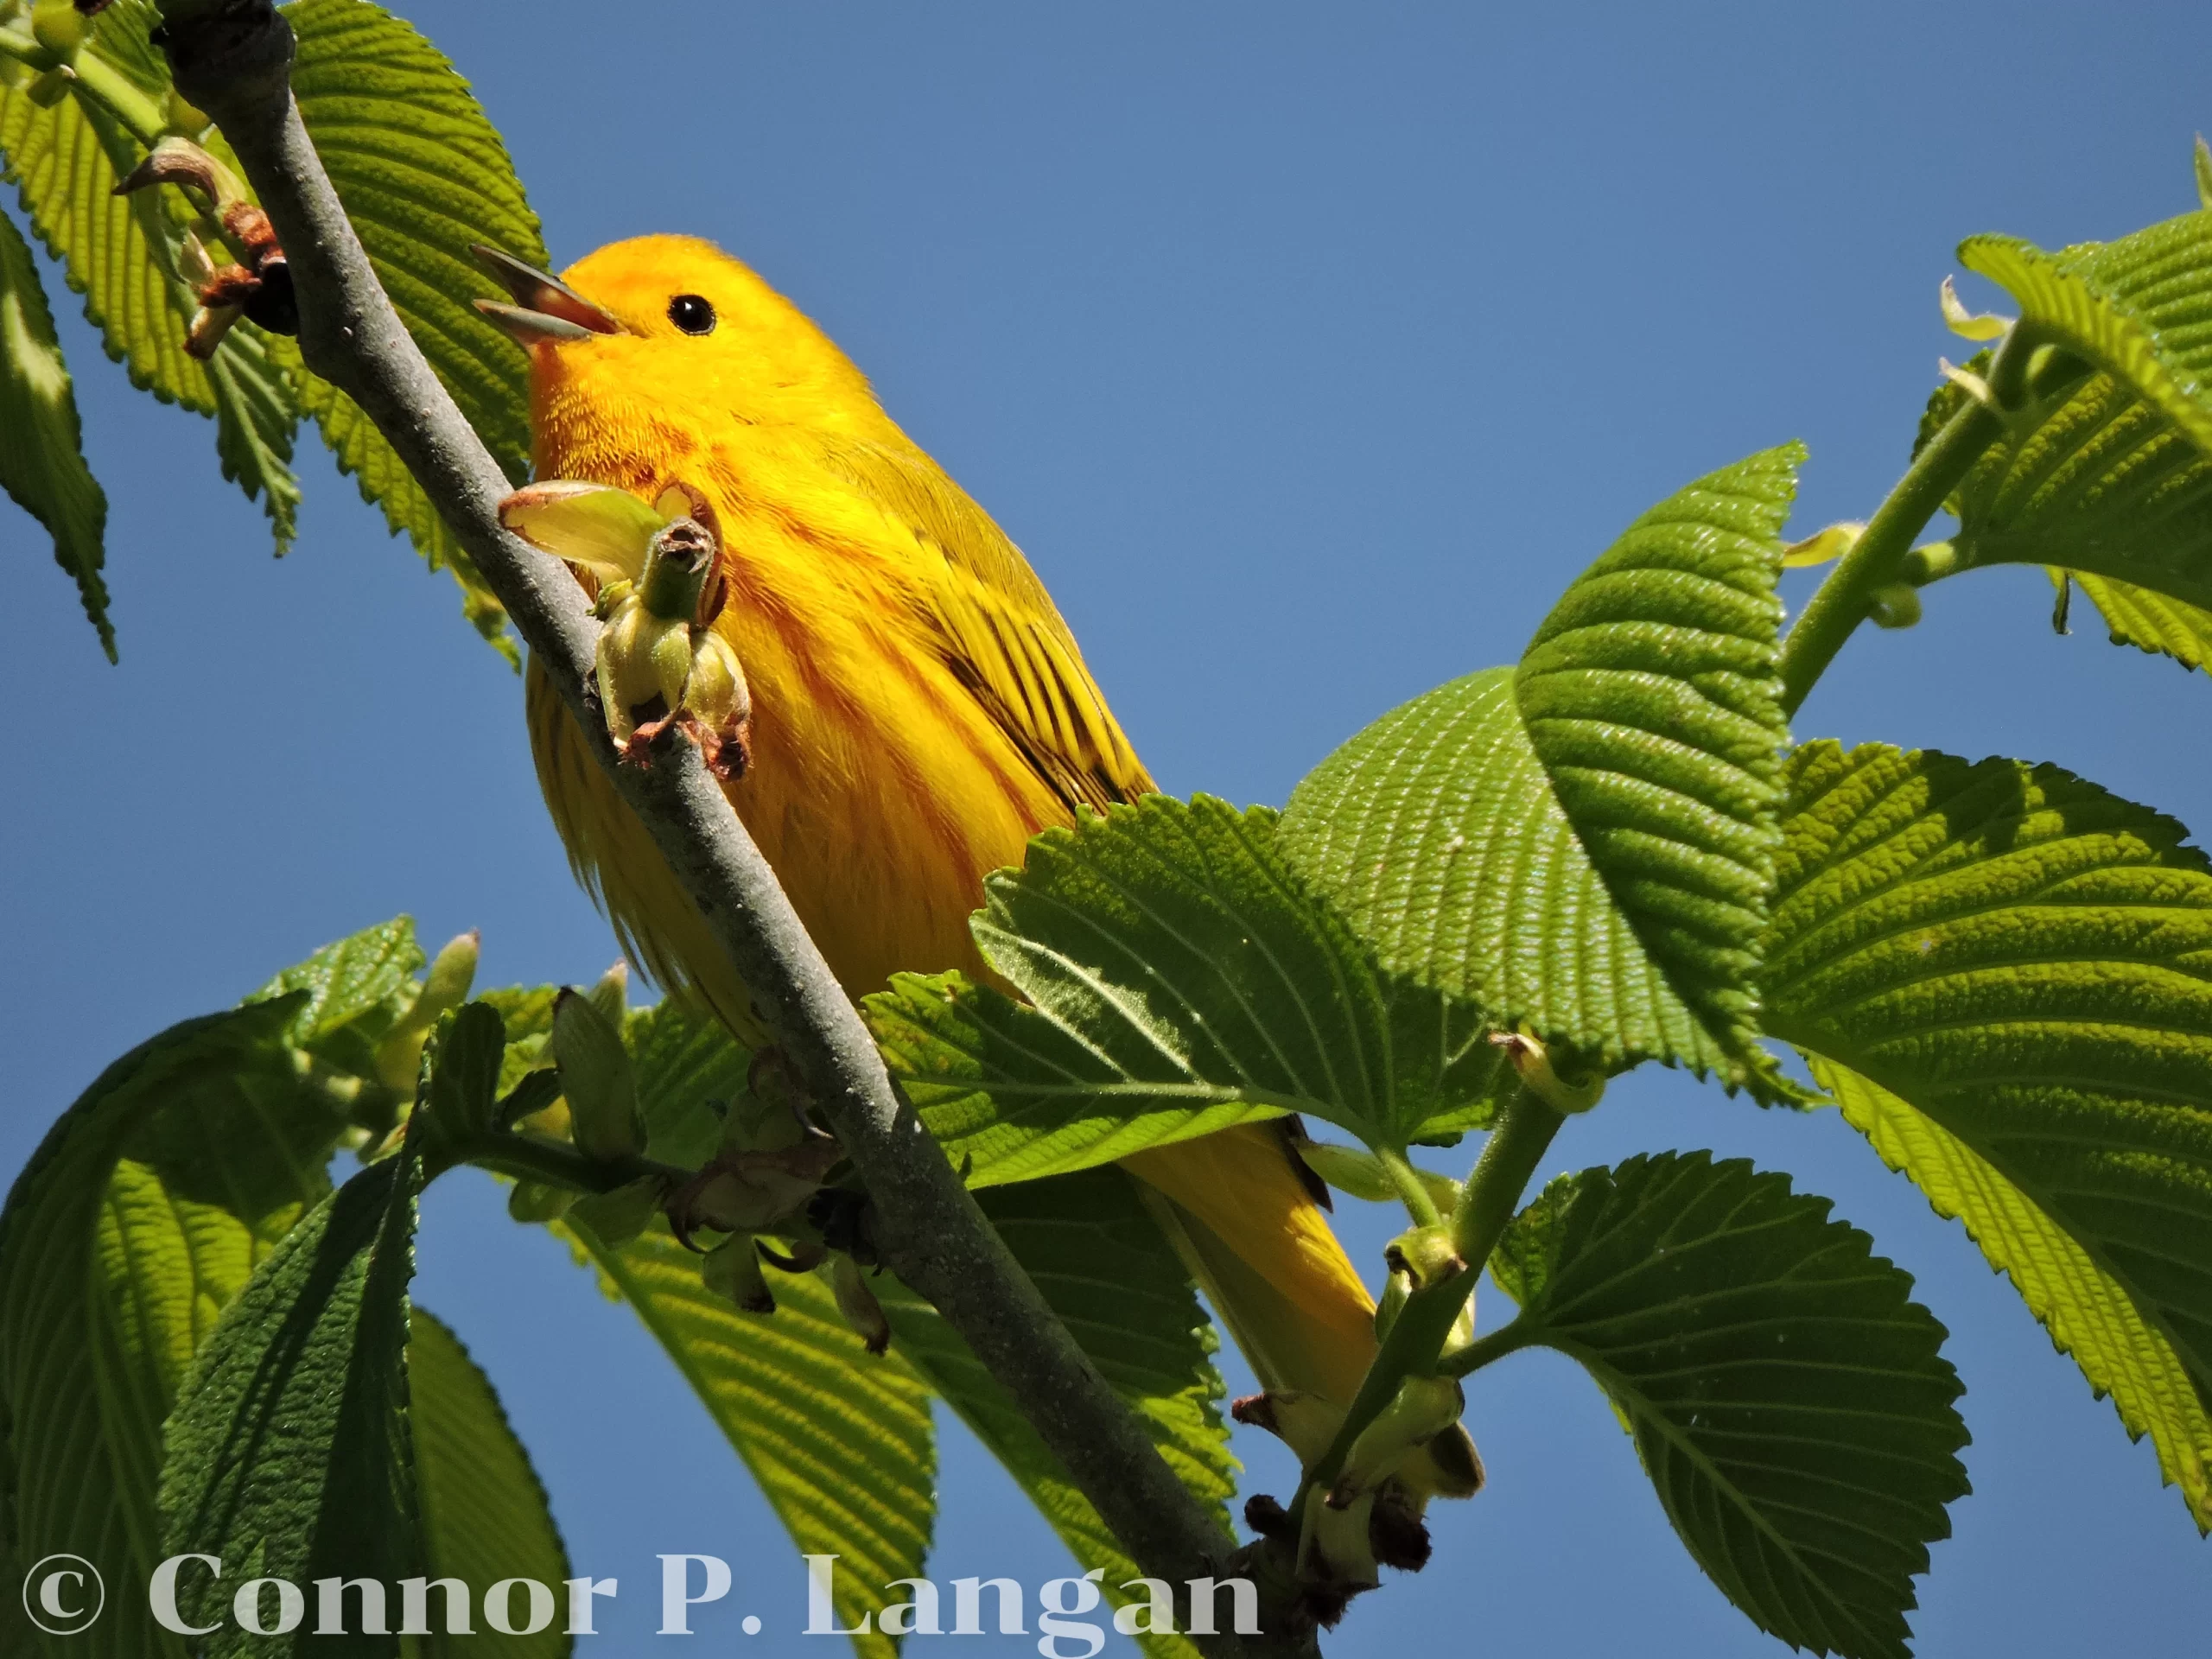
[[1762, 739, 2212, 1530], [1, 200, 111, 657], [0, 2, 301, 545], [863, 794, 1510, 1170], [283, 0, 551, 659], [1279, 447, 1802, 1095], [880, 1168, 1234, 1659], [407, 1310, 572, 1659], [1487, 1152, 1967, 1659], [2062, 567, 2212, 676], [412, 1001, 508, 1174], [1817, 1058, 2212, 1533], [251, 912, 426, 1046], [564, 1229, 934, 1659], [1932, 214, 2212, 630], [0, 1002, 311, 1659], [621, 995, 750, 1167], [161, 1150, 422, 1655]]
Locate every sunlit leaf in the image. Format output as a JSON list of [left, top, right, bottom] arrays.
[[1763, 740, 2212, 1530], [158, 1151, 423, 1654], [1488, 1152, 1967, 1659], [864, 795, 1510, 1169], [0, 1, 300, 545], [407, 1311, 573, 1659], [881, 1168, 1234, 1659], [1280, 447, 1801, 1096], [0, 201, 110, 656], [283, 0, 551, 659]]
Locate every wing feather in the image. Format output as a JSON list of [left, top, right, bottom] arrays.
[[822, 436, 1152, 813]]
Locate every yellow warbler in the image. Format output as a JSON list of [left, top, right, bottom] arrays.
[[480, 235, 1454, 1460]]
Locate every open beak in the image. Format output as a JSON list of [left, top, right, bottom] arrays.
[[471, 245, 626, 343]]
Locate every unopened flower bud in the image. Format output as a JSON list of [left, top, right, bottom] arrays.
[[551, 987, 645, 1163], [372, 930, 481, 1094], [1373, 1268, 1409, 1343], [565, 1175, 658, 1251], [507, 1179, 575, 1224], [1294, 1140, 1396, 1204], [1332, 1376, 1465, 1507], [830, 1255, 891, 1355], [25, 65, 70, 106], [29, 0, 86, 56], [1383, 1225, 1465, 1292], [702, 1236, 775, 1313], [586, 959, 628, 1027]]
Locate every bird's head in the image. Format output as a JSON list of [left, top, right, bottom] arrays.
[[473, 235, 880, 462]]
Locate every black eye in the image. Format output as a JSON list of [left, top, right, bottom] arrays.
[[667, 293, 716, 335]]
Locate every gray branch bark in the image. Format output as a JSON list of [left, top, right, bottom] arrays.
[[157, 3, 1276, 1643]]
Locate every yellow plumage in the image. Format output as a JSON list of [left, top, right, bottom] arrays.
[[517, 233, 1382, 1409]]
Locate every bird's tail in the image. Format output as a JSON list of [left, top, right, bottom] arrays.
[[1121, 1123, 1482, 1503]]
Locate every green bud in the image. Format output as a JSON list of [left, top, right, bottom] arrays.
[[702, 1236, 775, 1313], [1294, 1140, 1397, 1204], [1373, 1268, 1410, 1344], [830, 1255, 891, 1355], [587, 958, 628, 1027], [25, 64, 70, 106], [1334, 1376, 1465, 1505], [551, 987, 645, 1162], [566, 1176, 659, 1251], [595, 591, 692, 744], [638, 518, 715, 621], [420, 928, 481, 1014], [1383, 1224, 1465, 1292], [1869, 582, 1923, 630], [506, 1179, 575, 1224], [373, 929, 480, 1093], [29, 0, 86, 57]]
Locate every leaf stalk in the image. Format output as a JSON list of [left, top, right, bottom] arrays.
[[1291, 1089, 1565, 1509], [1776, 393, 2003, 715]]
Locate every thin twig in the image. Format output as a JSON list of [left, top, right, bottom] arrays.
[[156, 3, 1269, 1641]]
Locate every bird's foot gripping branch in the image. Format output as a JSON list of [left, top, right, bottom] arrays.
[[10, 3, 2212, 1658]]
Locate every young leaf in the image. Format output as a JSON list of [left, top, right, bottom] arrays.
[[1, 201, 111, 658], [1763, 740, 2212, 1529], [862, 794, 1510, 1170], [0, 2, 301, 545], [880, 1168, 1235, 1659], [562, 1229, 934, 1659], [159, 1147, 423, 1655], [406, 1311, 574, 1659], [283, 0, 552, 658], [1486, 1152, 1967, 1659], [1280, 447, 1802, 1096], [1929, 211, 2212, 639]]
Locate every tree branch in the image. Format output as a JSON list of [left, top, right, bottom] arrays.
[[156, 2, 1265, 1638]]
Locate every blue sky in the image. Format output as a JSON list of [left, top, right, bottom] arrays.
[[7, 1, 2209, 1651]]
